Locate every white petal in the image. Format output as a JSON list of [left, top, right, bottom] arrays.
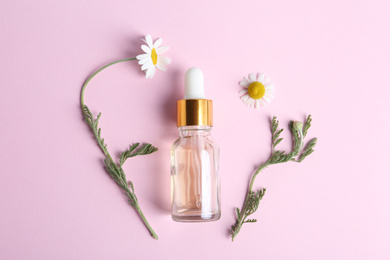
[[259, 99, 266, 106], [141, 45, 151, 54], [252, 100, 257, 108], [138, 57, 151, 65], [255, 100, 261, 109], [145, 68, 151, 79], [265, 87, 274, 94], [156, 62, 167, 71], [265, 82, 274, 89], [146, 66, 156, 79], [141, 61, 153, 71], [241, 94, 250, 102], [158, 56, 171, 65], [239, 79, 249, 88], [243, 76, 250, 83], [257, 73, 265, 82], [248, 99, 255, 108], [266, 90, 275, 97], [263, 76, 271, 84], [136, 54, 150, 60], [156, 45, 169, 55], [264, 92, 274, 99], [154, 38, 162, 49], [248, 73, 256, 82], [145, 34, 154, 49], [263, 95, 272, 103], [145, 69, 151, 79], [238, 89, 248, 96]]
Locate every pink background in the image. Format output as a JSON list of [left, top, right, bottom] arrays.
[[1, 0, 390, 259]]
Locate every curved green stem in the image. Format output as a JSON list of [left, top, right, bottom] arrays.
[[80, 58, 136, 113], [80, 57, 159, 240], [80, 58, 136, 166], [232, 162, 269, 241], [249, 163, 268, 192]]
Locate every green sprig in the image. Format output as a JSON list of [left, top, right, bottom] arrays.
[[230, 115, 317, 241], [120, 143, 158, 166], [80, 58, 159, 240]]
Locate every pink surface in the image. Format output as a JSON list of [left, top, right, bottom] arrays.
[[1, 0, 390, 259]]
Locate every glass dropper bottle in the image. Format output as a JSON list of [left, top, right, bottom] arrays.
[[171, 67, 221, 222]]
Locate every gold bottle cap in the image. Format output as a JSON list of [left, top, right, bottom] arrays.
[[177, 99, 213, 127]]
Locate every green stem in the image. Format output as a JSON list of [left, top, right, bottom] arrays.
[[80, 57, 159, 240], [135, 203, 159, 240], [122, 184, 158, 240], [249, 163, 269, 192], [232, 162, 269, 241], [80, 58, 136, 113], [80, 58, 136, 163]]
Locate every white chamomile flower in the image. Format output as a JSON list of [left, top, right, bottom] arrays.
[[238, 73, 274, 108], [136, 34, 171, 79]]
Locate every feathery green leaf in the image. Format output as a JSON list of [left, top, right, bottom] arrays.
[[120, 143, 158, 166], [303, 115, 312, 137]]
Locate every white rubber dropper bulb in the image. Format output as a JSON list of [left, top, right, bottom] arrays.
[[183, 67, 205, 99]]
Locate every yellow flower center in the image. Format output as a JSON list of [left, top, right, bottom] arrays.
[[248, 82, 265, 99], [151, 48, 158, 65]]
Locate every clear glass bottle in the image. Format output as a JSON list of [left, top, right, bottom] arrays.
[[171, 68, 221, 222]]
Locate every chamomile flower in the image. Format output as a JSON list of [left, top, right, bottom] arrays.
[[238, 73, 274, 108], [136, 34, 171, 79]]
